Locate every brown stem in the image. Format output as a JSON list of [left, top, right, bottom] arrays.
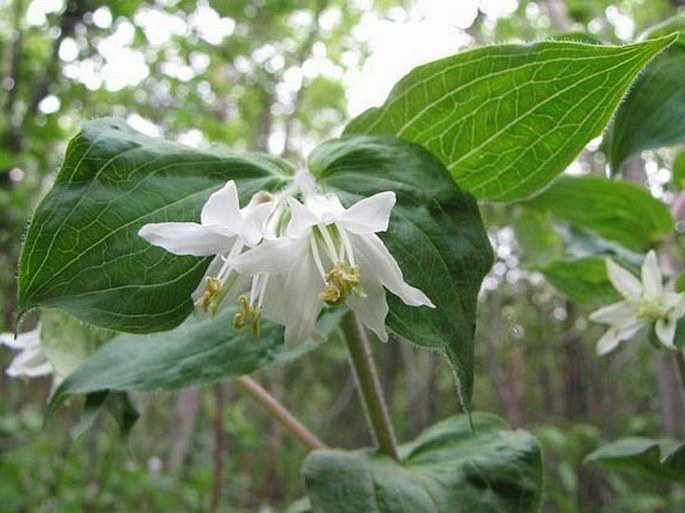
[[236, 376, 326, 451], [343, 312, 399, 461]]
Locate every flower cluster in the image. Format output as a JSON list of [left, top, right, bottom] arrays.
[[139, 176, 434, 346], [589, 251, 685, 355]]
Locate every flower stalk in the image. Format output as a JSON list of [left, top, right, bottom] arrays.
[[343, 312, 399, 461], [236, 376, 326, 451]]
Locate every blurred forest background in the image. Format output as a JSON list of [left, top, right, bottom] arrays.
[[2, 0, 685, 512]]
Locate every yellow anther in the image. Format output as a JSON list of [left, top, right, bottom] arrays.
[[320, 263, 362, 306], [233, 294, 261, 337], [198, 277, 223, 312], [320, 283, 343, 305]]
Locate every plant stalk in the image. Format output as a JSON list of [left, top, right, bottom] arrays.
[[236, 376, 326, 451], [343, 312, 399, 461]]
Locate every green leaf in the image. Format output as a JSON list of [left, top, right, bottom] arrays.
[[18, 118, 292, 333], [670, 316, 685, 349], [584, 437, 685, 484], [674, 151, 685, 189], [309, 135, 493, 403], [512, 207, 564, 266], [48, 306, 344, 413], [40, 309, 115, 377], [303, 413, 543, 513], [70, 391, 140, 440], [534, 257, 620, 310], [609, 17, 685, 171], [344, 36, 675, 201], [524, 176, 673, 252], [512, 203, 643, 309]]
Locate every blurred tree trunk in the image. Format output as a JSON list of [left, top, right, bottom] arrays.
[[504, 342, 526, 428], [561, 303, 591, 419], [560, 303, 606, 513], [654, 352, 685, 437], [209, 384, 227, 513], [167, 388, 201, 471]]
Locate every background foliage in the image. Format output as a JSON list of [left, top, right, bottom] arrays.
[[2, 0, 685, 512]]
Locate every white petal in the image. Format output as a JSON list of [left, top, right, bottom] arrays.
[[641, 250, 663, 297], [606, 258, 643, 299], [200, 181, 242, 232], [339, 191, 396, 234], [232, 237, 307, 275], [286, 198, 319, 238], [7, 345, 53, 377], [595, 320, 644, 355], [352, 233, 434, 308], [304, 193, 344, 223], [655, 317, 678, 350], [240, 202, 272, 247], [139, 222, 233, 256], [589, 300, 637, 325], [347, 278, 389, 342], [282, 252, 324, 347], [0, 327, 40, 350], [260, 274, 287, 325]]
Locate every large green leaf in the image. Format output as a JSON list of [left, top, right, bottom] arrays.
[[303, 413, 543, 513], [524, 176, 673, 252], [18, 118, 293, 333], [309, 136, 493, 403], [344, 36, 675, 202], [585, 437, 685, 484], [48, 307, 344, 414], [609, 17, 685, 171]]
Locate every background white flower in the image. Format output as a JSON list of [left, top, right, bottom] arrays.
[[0, 325, 54, 378], [589, 250, 685, 355]]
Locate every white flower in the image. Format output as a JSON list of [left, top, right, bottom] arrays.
[[589, 250, 685, 355], [0, 325, 53, 378], [138, 180, 276, 316], [232, 190, 435, 346]]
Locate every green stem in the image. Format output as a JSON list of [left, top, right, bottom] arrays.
[[236, 376, 326, 451], [343, 312, 399, 461]]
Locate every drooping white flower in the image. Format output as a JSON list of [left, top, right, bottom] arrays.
[[232, 190, 435, 346], [138, 180, 276, 318], [589, 250, 685, 355], [0, 325, 53, 378]]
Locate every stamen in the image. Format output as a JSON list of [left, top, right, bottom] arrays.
[[319, 262, 362, 306], [257, 274, 269, 308], [233, 294, 261, 337], [310, 236, 326, 279], [636, 298, 671, 321], [217, 241, 244, 283], [338, 228, 356, 266], [318, 223, 340, 264], [198, 277, 222, 312]]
